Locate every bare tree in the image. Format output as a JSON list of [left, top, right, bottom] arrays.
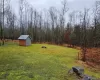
[[27, 7, 34, 41], [81, 8, 89, 62], [19, 0, 24, 35], [49, 7, 57, 43], [38, 12, 43, 43], [60, 0, 68, 44], [2, 0, 5, 45], [33, 10, 39, 42], [93, 1, 100, 47], [0, 0, 2, 45]]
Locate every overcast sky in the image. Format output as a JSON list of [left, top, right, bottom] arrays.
[[10, 0, 96, 23], [11, 0, 96, 13]]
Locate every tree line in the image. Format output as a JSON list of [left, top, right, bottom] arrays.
[[0, 0, 100, 49]]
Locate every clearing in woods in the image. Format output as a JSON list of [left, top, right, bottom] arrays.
[[0, 42, 100, 80]]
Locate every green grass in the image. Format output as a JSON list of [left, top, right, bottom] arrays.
[[0, 42, 100, 80]]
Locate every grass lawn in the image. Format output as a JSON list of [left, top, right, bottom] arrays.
[[0, 42, 100, 80]]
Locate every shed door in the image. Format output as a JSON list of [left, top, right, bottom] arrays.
[[26, 37, 31, 46]]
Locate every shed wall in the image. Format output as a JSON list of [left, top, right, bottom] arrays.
[[19, 40, 26, 46], [26, 37, 31, 46]]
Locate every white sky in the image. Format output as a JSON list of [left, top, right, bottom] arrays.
[[10, 0, 96, 23], [10, 0, 96, 12]]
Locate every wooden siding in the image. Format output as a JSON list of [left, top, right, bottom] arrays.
[[19, 40, 26, 46]]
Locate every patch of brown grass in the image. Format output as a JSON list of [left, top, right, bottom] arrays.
[[80, 48, 100, 69]]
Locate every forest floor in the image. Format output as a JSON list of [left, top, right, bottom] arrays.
[[0, 41, 100, 80]]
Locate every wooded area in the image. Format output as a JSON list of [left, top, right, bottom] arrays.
[[0, 0, 100, 62]]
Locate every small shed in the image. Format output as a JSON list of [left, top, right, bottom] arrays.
[[18, 35, 31, 46]]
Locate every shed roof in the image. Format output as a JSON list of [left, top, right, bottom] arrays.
[[18, 35, 29, 40]]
